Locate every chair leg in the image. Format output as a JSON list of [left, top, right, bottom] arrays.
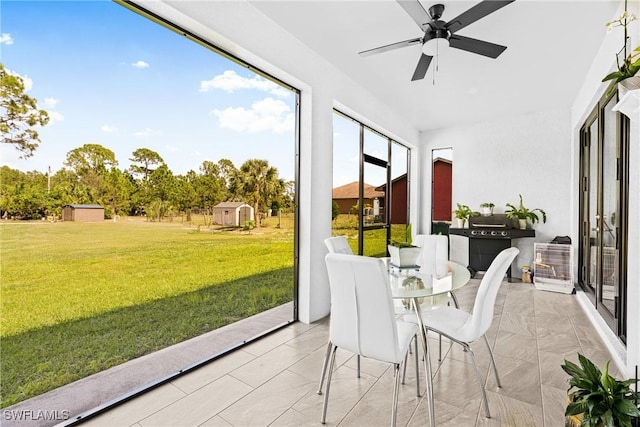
[[414, 336, 420, 396], [402, 352, 408, 385], [391, 363, 401, 427], [357, 354, 361, 378], [483, 335, 501, 388], [321, 345, 338, 424], [466, 344, 491, 418], [317, 341, 332, 395]]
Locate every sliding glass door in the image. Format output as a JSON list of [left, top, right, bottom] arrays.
[[578, 90, 629, 342]]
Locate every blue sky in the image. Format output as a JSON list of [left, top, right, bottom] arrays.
[[0, 1, 297, 181]]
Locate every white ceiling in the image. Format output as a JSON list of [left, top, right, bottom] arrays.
[[248, 0, 619, 131]]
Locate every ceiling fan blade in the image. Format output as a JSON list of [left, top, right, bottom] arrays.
[[445, 0, 514, 34], [359, 37, 422, 57], [411, 54, 433, 81], [396, 0, 432, 31], [449, 34, 507, 58]]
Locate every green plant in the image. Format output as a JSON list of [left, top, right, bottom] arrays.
[[602, 11, 640, 96], [391, 223, 416, 247], [453, 203, 478, 223], [480, 202, 495, 209], [505, 195, 547, 224], [562, 353, 640, 427], [243, 219, 256, 231]]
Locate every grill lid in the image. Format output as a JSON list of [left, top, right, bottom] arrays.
[[468, 214, 514, 229]]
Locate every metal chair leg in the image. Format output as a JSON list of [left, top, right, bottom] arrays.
[[317, 341, 332, 395], [321, 345, 338, 424], [483, 334, 501, 387], [357, 354, 360, 378], [391, 363, 401, 427], [414, 336, 420, 396], [402, 352, 408, 384], [467, 344, 491, 418]]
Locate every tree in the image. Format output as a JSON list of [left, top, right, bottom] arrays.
[[64, 144, 118, 175], [129, 148, 164, 181], [237, 159, 279, 228], [191, 161, 226, 226], [0, 63, 50, 158], [103, 168, 134, 218], [63, 144, 118, 205]]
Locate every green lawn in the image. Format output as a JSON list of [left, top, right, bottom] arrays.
[[0, 218, 294, 407]]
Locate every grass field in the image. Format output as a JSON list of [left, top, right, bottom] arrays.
[[0, 216, 295, 407]]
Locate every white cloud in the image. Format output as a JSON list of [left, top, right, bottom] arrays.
[[1, 33, 13, 45], [101, 125, 117, 133], [200, 70, 290, 98], [47, 111, 64, 123], [212, 97, 294, 134], [43, 97, 58, 108], [134, 128, 154, 137], [132, 60, 149, 69]]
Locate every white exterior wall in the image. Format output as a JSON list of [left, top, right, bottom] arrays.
[[138, 0, 420, 324]]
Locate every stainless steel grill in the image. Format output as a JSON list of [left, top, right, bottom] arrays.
[[450, 214, 534, 277]]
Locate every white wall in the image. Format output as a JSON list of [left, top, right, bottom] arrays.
[[137, 0, 420, 324], [420, 109, 573, 272]]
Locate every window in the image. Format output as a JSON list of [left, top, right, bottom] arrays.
[[332, 110, 411, 255]]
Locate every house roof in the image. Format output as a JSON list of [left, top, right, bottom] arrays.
[[213, 202, 251, 209], [332, 181, 384, 199], [375, 173, 407, 191], [63, 204, 104, 209]]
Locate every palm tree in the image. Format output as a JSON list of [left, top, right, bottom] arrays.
[[238, 159, 279, 228]]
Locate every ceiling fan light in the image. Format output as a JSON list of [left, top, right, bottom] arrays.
[[422, 37, 449, 56]]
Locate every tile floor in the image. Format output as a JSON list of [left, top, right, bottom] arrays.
[[83, 279, 618, 427]]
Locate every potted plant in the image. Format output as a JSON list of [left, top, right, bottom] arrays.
[[602, 11, 640, 97], [562, 353, 640, 427], [505, 195, 547, 230], [388, 224, 421, 267], [480, 202, 495, 217], [452, 203, 478, 228]]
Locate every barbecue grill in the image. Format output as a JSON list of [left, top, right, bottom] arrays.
[[450, 214, 534, 277]]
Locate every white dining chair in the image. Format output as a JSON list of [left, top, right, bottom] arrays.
[[414, 233, 449, 278], [410, 233, 451, 362], [415, 246, 519, 418], [321, 253, 419, 426], [323, 235, 354, 255], [317, 236, 357, 395]]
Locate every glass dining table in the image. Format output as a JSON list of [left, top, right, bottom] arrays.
[[386, 260, 472, 427]]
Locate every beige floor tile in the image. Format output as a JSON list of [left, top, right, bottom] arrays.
[[171, 350, 255, 394], [218, 369, 314, 426], [476, 390, 543, 427], [139, 375, 253, 426], [486, 355, 542, 407], [229, 341, 312, 388], [541, 384, 568, 427], [493, 331, 539, 364], [83, 383, 186, 427], [198, 415, 233, 427]]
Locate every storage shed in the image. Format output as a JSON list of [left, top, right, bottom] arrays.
[[212, 202, 254, 226], [61, 204, 105, 222]]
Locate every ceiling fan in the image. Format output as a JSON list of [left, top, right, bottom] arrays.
[[359, 0, 515, 81]]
